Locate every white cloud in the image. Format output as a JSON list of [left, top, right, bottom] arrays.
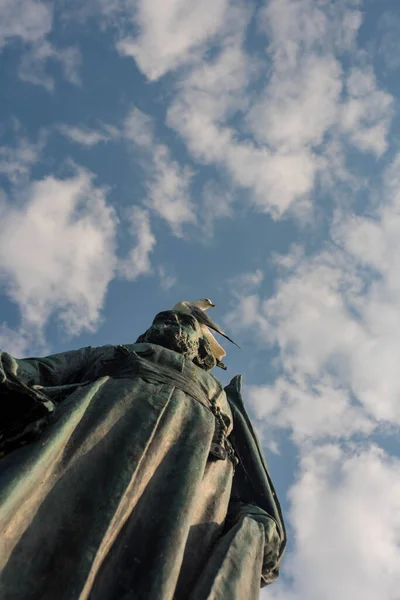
[[19, 41, 82, 91], [261, 0, 362, 62], [157, 266, 177, 291], [168, 36, 319, 217], [226, 152, 400, 440], [0, 323, 33, 357], [377, 11, 400, 72], [224, 293, 272, 349], [0, 1, 81, 91], [0, 169, 117, 338], [117, 206, 156, 281], [165, 0, 392, 219], [58, 110, 196, 237], [245, 55, 343, 151], [227, 268, 264, 295], [199, 180, 234, 237], [116, 0, 231, 80], [0, 0, 52, 51], [265, 444, 400, 600], [57, 125, 112, 147], [340, 67, 394, 156], [147, 145, 195, 235], [262, 3, 329, 133], [62, 0, 392, 223], [164, 10, 315, 215], [57, 45, 82, 86], [246, 377, 373, 444], [124, 108, 155, 148], [0, 133, 45, 185], [166, 38, 251, 159], [123, 107, 196, 235]]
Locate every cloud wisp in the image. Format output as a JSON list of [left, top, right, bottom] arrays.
[[123, 107, 196, 236], [116, 0, 232, 80], [265, 444, 400, 600], [117, 206, 156, 281], [0, 0, 52, 51], [0, 168, 117, 341], [1, 0, 82, 91], [56, 124, 116, 148]]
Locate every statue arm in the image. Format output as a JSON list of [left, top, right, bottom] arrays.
[[0, 345, 101, 389], [0, 345, 115, 456], [190, 500, 282, 599], [224, 499, 282, 586]]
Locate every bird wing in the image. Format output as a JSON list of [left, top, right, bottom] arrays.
[[202, 327, 226, 360], [172, 301, 187, 312], [187, 304, 240, 349]]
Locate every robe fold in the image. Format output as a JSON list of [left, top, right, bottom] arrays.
[[0, 342, 286, 600]]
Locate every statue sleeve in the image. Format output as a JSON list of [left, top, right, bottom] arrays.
[[0, 345, 97, 388], [0, 345, 107, 456]]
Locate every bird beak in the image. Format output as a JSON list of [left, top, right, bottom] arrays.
[[210, 303, 216, 307]]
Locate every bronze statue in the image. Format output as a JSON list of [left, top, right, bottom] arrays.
[[0, 309, 286, 599]]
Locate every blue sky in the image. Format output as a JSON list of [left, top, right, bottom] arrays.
[[2, 0, 400, 597]]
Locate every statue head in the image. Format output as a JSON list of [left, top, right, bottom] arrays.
[[136, 310, 216, 371]]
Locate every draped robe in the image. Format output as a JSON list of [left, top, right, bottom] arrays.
[[0, 342, 286, 600]]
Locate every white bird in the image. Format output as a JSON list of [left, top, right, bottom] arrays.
[[172, 298, 240, 362]]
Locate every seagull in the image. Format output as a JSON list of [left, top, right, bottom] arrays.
[[172, 298, 240, 363]]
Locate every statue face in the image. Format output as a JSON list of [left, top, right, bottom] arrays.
[[152, 311, 201, 335], [138, 310, 202, 359], [136, 310, 216, 370]]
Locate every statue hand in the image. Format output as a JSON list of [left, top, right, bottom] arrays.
[[227, 501, 282, 585]]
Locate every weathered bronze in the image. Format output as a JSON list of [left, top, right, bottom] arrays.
[[0, 310, 286, 599]]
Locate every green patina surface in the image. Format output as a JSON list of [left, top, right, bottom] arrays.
[[0, 311, 286, 600]]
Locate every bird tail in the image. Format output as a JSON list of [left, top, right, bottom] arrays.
[[221, 332, 241, 349]]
